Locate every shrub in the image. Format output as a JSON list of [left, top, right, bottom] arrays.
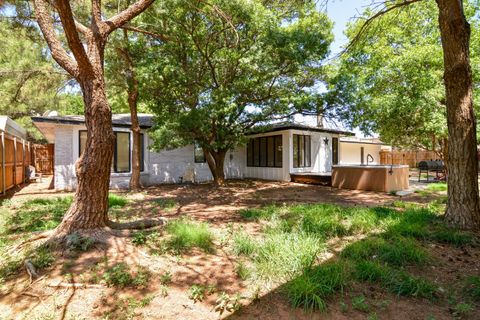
[[103, 263, 133, 287], [65, 233, 95, 251], [29, 246, 55, 269], [164, 219, 214, 253], [285, 261, 350, 311]]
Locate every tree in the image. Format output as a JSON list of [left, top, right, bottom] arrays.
[[106, 29, 145, 191], [141, 0, 333, 184], [329, 0, 480, 229], [0, 18, 80, 141], [326, 1, 480, 162], [31, 0, 160, 240]]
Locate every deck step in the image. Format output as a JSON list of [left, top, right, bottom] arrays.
[[290, 173, 332, 186]]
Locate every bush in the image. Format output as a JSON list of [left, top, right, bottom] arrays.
[[286, 261, 350, 311], [29, 246, 55, 269]]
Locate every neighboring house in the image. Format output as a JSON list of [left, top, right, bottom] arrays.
[[31, 114, 354, 190], [339, 137, 391, 165]]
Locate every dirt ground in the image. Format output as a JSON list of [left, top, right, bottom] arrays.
[[0, 179, 477, 320]]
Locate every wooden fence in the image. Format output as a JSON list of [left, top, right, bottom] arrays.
[[380, 150, 439, 168], [1, 131, 31, 194], [32, 144, 54, 174]]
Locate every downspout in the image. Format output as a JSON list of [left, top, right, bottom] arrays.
[[1, 132, 5, 195]]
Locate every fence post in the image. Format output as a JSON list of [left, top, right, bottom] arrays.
[[13, 137, 17, 187], [1, 132, 4, 195]]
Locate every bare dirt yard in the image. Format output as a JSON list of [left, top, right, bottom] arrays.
[[0, 179, 479, 320]]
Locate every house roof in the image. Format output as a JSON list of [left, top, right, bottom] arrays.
[[0, 116, 27, 140], [340, 137, 389, 146], [248, 122, 354, 136], [31, 114, 154, 129]]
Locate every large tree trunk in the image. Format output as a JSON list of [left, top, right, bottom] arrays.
[[55, 77, 115, 235], [205, 149, 227, 186], [436, 0, 480, 229]]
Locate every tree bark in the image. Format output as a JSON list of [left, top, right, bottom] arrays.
[[55, 77, 115, 234], [204, 149, 227, 186], [436, 0, 480, 229]]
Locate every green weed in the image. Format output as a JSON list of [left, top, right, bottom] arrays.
[[232, 231, 257, 256], [285, 261, 350, 311], [153, 198, 177, 211], [163, 219, 214, 253]]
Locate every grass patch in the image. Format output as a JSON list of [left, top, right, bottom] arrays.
[[108, 194, 128, 208], [2, 197, 72, 234], [341, 236, 429, 266], [103, 263, 151, 288], [153, 198, 177, 211], [354, 261, 437, 299], [162, 218, 214, 254], [253, 232, 323, 282], [285, 261, 350, 311], [232, 231, 257, 256], [464, 276, 480, 302]]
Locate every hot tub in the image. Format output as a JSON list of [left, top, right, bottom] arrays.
[[332, 165, 409, 193]]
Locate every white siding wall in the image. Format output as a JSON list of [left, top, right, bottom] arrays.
[[54, 124, 245, 190], [339, 142, 382, 165], [54, 126, 76, 191], [289, 130, 336, 174]]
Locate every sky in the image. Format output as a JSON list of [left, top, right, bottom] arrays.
[[324, 0, 373, 55], [294, 0, 375, 136]]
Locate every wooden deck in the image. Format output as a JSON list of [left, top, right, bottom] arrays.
[[290, 172, 332, 186]]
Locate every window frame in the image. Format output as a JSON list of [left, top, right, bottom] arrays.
[[79, 130, 144, 173], [246, 135, 282, 168], [293, 134, 312, 168]]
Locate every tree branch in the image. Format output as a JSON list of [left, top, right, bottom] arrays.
[[32, 0, 79, 77], [340, 0, 424, 56], [55, 0, 92, 73], [104, 0, 155, 35], [120, 25, 170, 42]]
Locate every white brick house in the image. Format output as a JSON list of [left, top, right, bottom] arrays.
[[32, 114, 353, 190]]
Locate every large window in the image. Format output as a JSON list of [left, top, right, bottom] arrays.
[[293, 134, 311, 168], [79, 130, 144, 173], [194, 143, 206, 163], [247, 135, 282, 167]]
